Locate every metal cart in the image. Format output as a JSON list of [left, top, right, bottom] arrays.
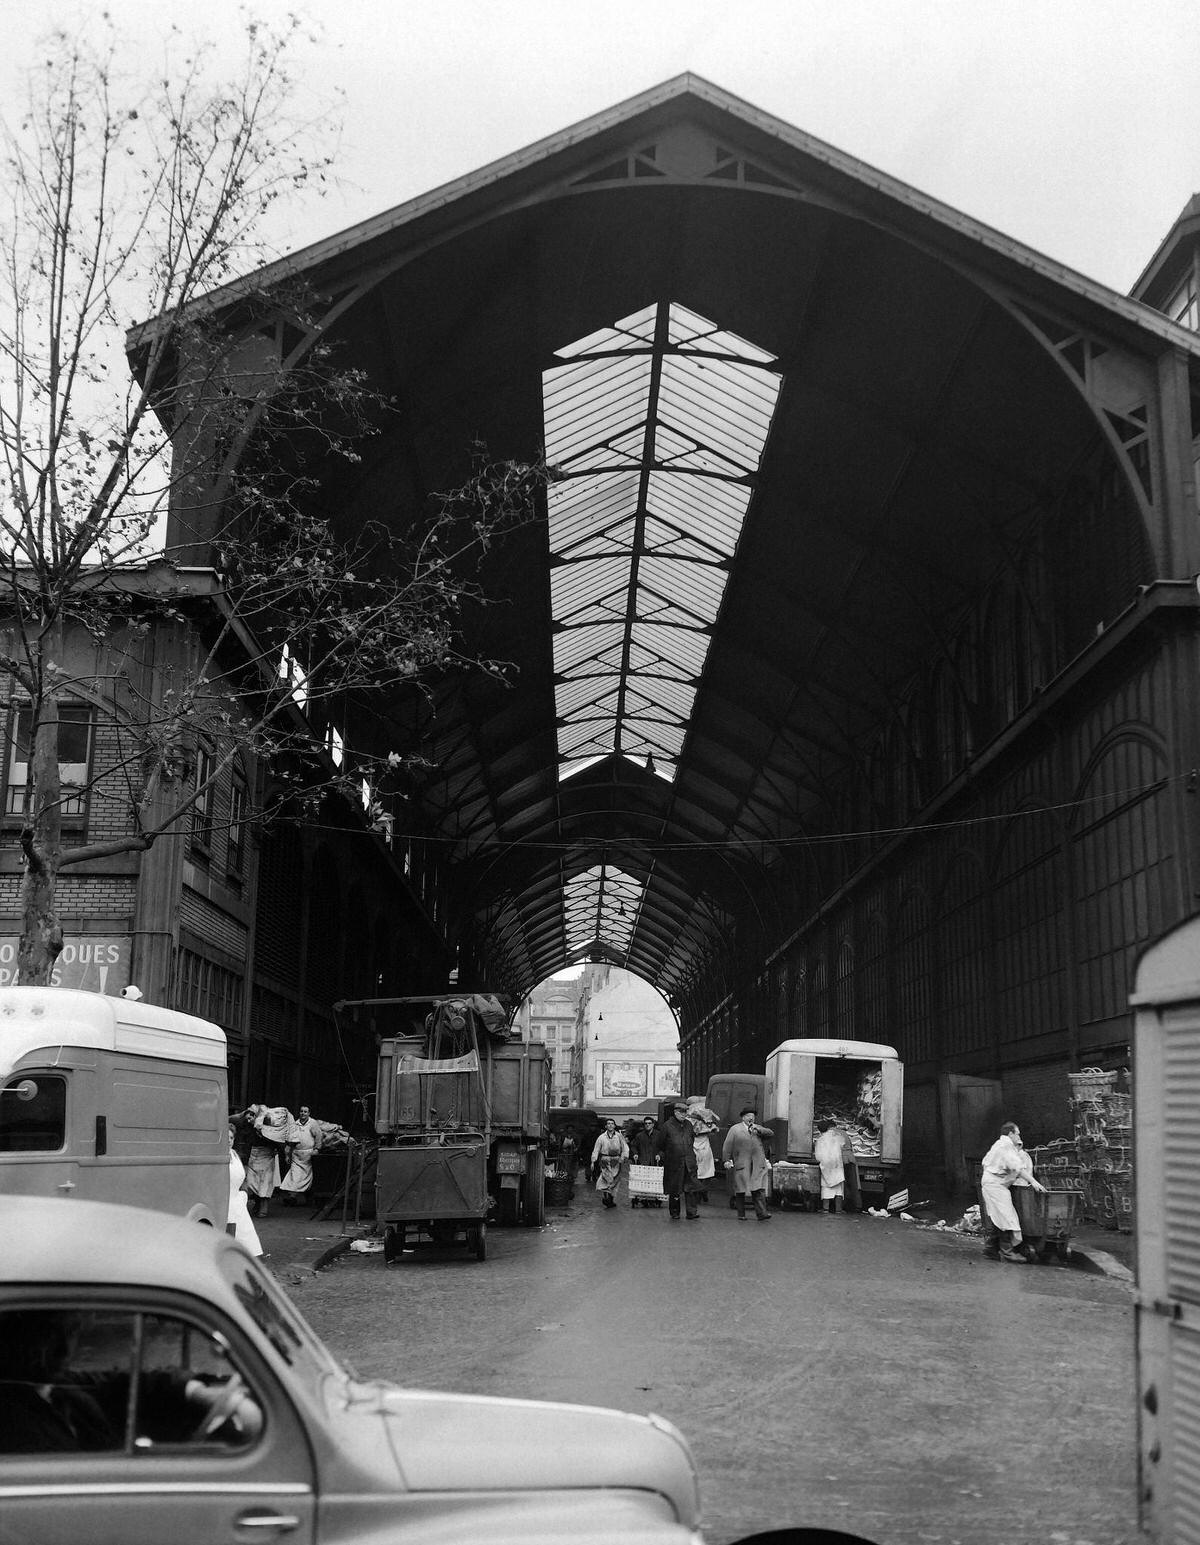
[[1011, 1185, 1080, 1263], [629, 1163, 665, 1207], [771, 1161, 821, 1211], [976, 1171, 1080, 1263]]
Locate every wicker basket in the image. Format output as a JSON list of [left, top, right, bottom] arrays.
[[1069, 1068, 1117, 1100], [544, 1176, 572, 1207]]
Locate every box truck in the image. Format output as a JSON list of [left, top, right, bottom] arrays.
[[0, 986, 228, 1224], [764, 1038, 904, 1210]]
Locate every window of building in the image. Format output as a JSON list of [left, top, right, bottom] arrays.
[[227, 777, 247, 878], [191, 746, 215, 852], [4, 704, 93, 824], [278, 642, 308, 708], [1167, 268, 1199, 330], [177, 950, 244, 1029]]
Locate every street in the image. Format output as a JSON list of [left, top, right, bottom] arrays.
[[286, 1181, 1138, 1545]]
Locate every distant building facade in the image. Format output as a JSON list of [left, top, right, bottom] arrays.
[[513, 976, 582, 1105], [570, 964, 680, 1117]]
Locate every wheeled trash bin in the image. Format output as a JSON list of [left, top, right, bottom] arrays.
[[1011, 1185, 1079, 1263], [975, 1165, 1079, 1263]]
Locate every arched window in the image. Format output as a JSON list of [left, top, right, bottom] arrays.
[[834, 939, 855, 1038]]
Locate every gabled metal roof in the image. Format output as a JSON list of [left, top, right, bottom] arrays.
[[189, 77, 1198, 1008]]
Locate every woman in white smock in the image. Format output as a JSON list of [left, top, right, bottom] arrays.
[[227, 1125, 264, 1256], [814, 1118, 846, 1214]]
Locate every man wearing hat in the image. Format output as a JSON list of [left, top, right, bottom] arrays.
[[722, 1105, 773, 1221], [654, 1100, 700, 1221]]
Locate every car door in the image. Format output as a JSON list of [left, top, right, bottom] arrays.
[[0, 1296, 317, 1545]]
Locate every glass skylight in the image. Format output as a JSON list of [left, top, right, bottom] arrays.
[[543, 301, 782, 781], [562, 865, 645, 959]]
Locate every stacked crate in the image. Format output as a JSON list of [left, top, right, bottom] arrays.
[[1026, 1136, 1082, 1202], [1068, 1069, 1133, 1232]]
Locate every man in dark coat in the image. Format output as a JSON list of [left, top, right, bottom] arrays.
[[654, 1100, 699, 1221], [628, 1115, 659, 1166]]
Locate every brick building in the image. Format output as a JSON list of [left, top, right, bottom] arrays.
[[0, 564, 449, 1126]]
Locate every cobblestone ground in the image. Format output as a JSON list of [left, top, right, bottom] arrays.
[[286, 1180, 1138, 1545]]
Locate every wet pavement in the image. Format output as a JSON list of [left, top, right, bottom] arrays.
[[273, 1177, 1139, 1545], [256, 1182, 1136, 1284]]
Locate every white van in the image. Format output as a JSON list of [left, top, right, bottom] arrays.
[[0, 987, 228, 1224], [764, 1037, 904, 1209]]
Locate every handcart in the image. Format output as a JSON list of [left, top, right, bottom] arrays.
[[1012, 1185, 1080, 1263], [771, 1160, 821, 1211], [976, 1173, 1080, 1263], [629, 1163, 665, 1208]]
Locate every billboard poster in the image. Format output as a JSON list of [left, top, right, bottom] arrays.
[[0, 935, 130, 994], [653, 1063, 681, 1097], [599, 1060, 648, 1099]]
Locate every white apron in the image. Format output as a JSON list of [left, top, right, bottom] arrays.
[[980, 1135, 1028, 1238], [980, 1173, 1022, 1235], [280, 1119, 322, 1194]]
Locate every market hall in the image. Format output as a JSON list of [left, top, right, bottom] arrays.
[[146, 73, 1200, 1175]]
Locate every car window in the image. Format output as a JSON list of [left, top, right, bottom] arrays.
[[221, 1255, 343, 1398], [0, 1074, 67, 1152], [0, 1306, 264, 1456]]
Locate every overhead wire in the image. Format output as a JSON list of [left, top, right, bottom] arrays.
[[284, 768, 1178, 855]]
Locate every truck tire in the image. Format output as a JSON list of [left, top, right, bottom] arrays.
[[471, 1221, 487, 1261], [524, 1150, 546, 1227]]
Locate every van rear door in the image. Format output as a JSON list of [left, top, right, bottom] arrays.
[[785, 1057, 816, 1158], [880, 1060, 903, 1165]]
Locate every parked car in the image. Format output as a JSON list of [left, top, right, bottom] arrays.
[[0, 1195, 881, 1545], [0, 1194, 703, 1545]]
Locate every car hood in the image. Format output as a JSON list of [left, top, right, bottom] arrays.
[[346, 1380, 701, 1525]]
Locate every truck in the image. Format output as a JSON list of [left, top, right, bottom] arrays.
[[336, 993, 550, 1262], [704, 1071, 770, 1170], [0, 985, 228, 1225], [763, 1038, 904, 1211]]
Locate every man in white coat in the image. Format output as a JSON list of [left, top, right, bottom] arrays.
[[722, 1106, 773, 1222], [980, 1121, 1045, 1262]]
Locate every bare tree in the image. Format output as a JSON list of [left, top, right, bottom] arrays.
[[0, 18, 546, 984]]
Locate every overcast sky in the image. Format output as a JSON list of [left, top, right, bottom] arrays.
[[5, 0, 1200, 297]]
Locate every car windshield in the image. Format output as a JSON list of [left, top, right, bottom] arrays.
[[219, 1251, 345, 1399]]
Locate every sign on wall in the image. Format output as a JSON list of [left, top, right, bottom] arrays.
[[0, 935, 131, 994], [599, 1060, 648, 1099], [653, 1063, 681, 1097]]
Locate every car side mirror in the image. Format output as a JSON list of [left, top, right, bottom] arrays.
[[2, 1078, 39, 1103]]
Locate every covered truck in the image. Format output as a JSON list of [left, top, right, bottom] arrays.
[[764, 1038, 904, 1210], [337, 993, 550, 1262]]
